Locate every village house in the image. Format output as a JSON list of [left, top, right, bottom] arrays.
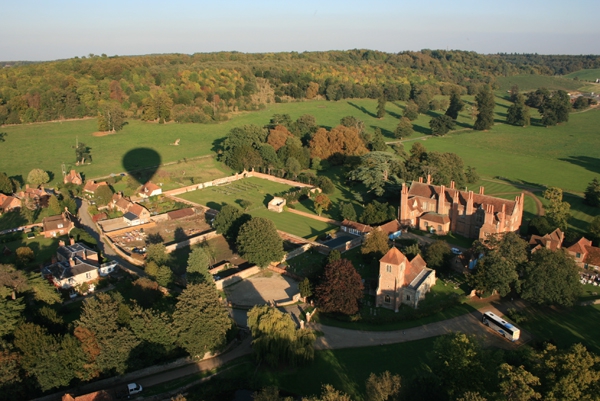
[[0, 193, 21, 214], [42, 239, 100, 290], [108, 192, 133, 213], [139, 182, 162, 198], [63, 170, 83, 185], [42, 213, 74, 238], [83, 180, 108, 194], [567, 237, 600, 270], [340, 219, 373, 236], [376, 247, 436, 310], [529, 228, 564, 253], [399, 175, 524, 240], [16, 184, 52, 208]]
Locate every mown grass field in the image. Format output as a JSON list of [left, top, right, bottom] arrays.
[[495, 74, 585, 92], [564, 68, 600, 81], [177, 177, 337, 239]]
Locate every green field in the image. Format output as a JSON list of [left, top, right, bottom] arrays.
[[177, 177, 337, 239], [0, 234, 65, 267], [495, 74, 585, 92], [564, 68, 600, 82]]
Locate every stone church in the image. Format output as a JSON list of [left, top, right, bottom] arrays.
[[399, 176, 524, 240], [376, 247, 436, 310]]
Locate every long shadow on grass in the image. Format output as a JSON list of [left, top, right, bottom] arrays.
[[559, 155, 600, 175], [347, 102, 377, 118]]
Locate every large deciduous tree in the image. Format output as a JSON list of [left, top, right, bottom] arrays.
[[429, 115, 456, 136], [75, 142, 92, 164], [360, 200, 396, 225], [506, 94, 530, 127], [445, 92, 465, 120], [0, 171, 13, 194], [394, 117, 413, 139], [348, 152, 404, 197], [424, 240, 452, 272], [93, 185, 113, 206], [361, 229, 390, 259], [309, 125, 368, 161], [403, 100, 419, 120], [316, 259, 364, 315], [543, 187, 571, 231], [520, 248, 581, 306], [474, 85, 495, 131], [213, 204, 251, 242], [186, 246, 213, 285], [247, 305, 315, 367], [584, 178, 600, 208], [27, 169, 50, 187], [172, 283, 232, 357], [97, 101, 126, 132], [237, 217, 284, 267]]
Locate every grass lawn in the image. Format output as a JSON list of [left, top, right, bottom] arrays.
[[251, 208, 336, 239], [495, 75, 585, 92], [520, 303, 600, 355], [0, 208, 59, 231], [564, 68, 600, 82], [0, 234, 66, 268]]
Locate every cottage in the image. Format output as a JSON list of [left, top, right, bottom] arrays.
[[376, 247, 436, 310], [567, 237, 600, 270], [139, 182, 162, 198], [340, 219, 373, 236], [109, 192, 133, 213], [83, 180, 107, 194], [42, 214, 74, 238], [128, 204, 151, 223], [42, 240, 100, 290], [399, 176, 524, 240], [16, 185, 52, 208], [0, 193, 21, 214], [529, 228, 564, 253], [63, 170, 83, 185]]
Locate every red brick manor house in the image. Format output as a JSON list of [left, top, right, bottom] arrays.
[[399, 176, 524, 240]]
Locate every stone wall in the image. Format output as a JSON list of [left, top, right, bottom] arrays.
[[164, 230, 219, 253], [215, 265, 261, 290]]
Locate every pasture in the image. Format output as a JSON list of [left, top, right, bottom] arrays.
[[495, 74, 584, 92], [564, 68, 600, 82]]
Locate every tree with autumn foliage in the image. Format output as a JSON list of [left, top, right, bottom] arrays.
[[313, 193, 331, 216], [316, 259, 364, 315], [267, 125, 293, 151], [309, 125, 368, 162]]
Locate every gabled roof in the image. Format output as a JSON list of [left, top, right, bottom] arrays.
[[43, 214, 72, 232], [167, 208, 195, 220], [380, 247, 407, 266], [83, 181, 107, 192], [141, 182, 161, 194], [128, 204, 147, 217], [341, 219, 373, 233], [377, 219, 402, 235], [419, 212, 450, 225], [529, 228, 564, 251], [584, 246, 600, 267], [567, 237, 593, 255]]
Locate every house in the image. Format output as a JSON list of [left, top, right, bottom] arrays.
[[399, 176, 524, 240], [0, 193, 21, 214], [63, 170, 83, 185], [267, 197, 286, 213], [128, 204, 151, 222], [42, 239, 100, 290], [567, 237, 600, 270], [42, 214, 74, 238], [376, 247, 436, 310], [139, 182, 162, 198], [340, 219, 373, 236], [377, 219, 403, 240], [83, 180, 107, 194], [529, 228, 564, 253], [108, 192, 133, 213], [16, 185, 52, 208]]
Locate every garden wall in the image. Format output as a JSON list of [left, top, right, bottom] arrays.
[[215, 265, 261, 290], [164, 230, 219, 253]]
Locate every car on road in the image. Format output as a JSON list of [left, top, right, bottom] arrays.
[[451, 247, 462, 255]]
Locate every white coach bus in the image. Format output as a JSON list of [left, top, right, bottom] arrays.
[[482, 311, 520, 341]]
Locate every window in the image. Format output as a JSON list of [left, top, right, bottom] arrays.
[[406, 295, 411, 301], [57, 224, 63, 228], [85, 273, 91, 279], [384, 295, 391, 303], [576, 253, 581, 258], [438, 225, 442, 232], [386, 264, 391, 273]]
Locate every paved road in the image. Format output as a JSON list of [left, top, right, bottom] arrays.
[[76, 199, 146, 277]]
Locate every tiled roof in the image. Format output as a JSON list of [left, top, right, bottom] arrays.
[[380, 247, 407, 266], [408, 181, 518, 215], [341, 219, 373, 233], [128, 204, 147, 217], [419, 212, 450, 225], [377, 220, 401, 235], [167, 208, 195, 220], [43, 215, 72, 232], [529, 228, 564, 250], [568, 237, 593, 255], [585, 246, 600, 267], [142, 182, 161, 193]]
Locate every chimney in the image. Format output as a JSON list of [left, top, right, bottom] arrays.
[[450, 181, 455, 189], [70, 237, 75, 246], [418, 177, 423, 183], [426, 174, 432, 185], [59, 240, 66, 247], [69, 258, 75, 267], [545, 240, 551, 249], [438, 185, 446, 214], [479, 186, 484, 195]]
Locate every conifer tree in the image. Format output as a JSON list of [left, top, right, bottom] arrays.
[[473, 85, 495, 131]]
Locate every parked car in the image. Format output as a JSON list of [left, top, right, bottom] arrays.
[[451, 247, 462, 255]]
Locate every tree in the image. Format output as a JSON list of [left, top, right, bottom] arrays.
[[429, 115, 456, 136], [48, 194, 61, 214], [145, 262, 173, 287], [377, 95, 386, 118], [369, 127, 388, 151], [299, 278, 313, 299], [403, 100, 419, 120], [303, 384, 352, 401], [424, 240, 452, 272], [543, 187, 571, 231], [213, 204, 251, 243], [470, 252, 519, 297], [520, 249, 581, 306], [445, 92, 465, 120], [589, 215, 600, 244], [339, 202, 357, 222], [129, 305, 175, 354], [146, 243, 171, 265], [97, 101, 126, 132], [0, 171, 13, 194], [360, 200, 395, 225], [142, 90, 174, 123], [362, 229, 390, 258], [506, 94, 531, 127], [540, 90, 571, 126], [0, 297, 25, 337], [394, 117, 413, 139], [474, 85, 495, 131], [340, 116, 365, 135], [248, 305, 315, 367], [75, 142, 92, 164], [268, 125, 293, 151], [237, 217, 284, 267], [498, 363, 541, 401], [93, 185, 113, 206], [584, 178, 600, 207], [365, 371, 401, 401], [316, 259, 364, 315], [15, 246, 34, 267], [254, 387, 294, 401], [315, 176, 335, 194], [348, 152, 404, 197], [172, 283, 232, 357], [27, 168, 50, 187], [312, 193, 331, 216], [309, 125, 368, 161], [186, 247, 213, 285]]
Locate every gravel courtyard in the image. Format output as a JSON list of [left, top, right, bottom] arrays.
[[225, 272, 299, 307]]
